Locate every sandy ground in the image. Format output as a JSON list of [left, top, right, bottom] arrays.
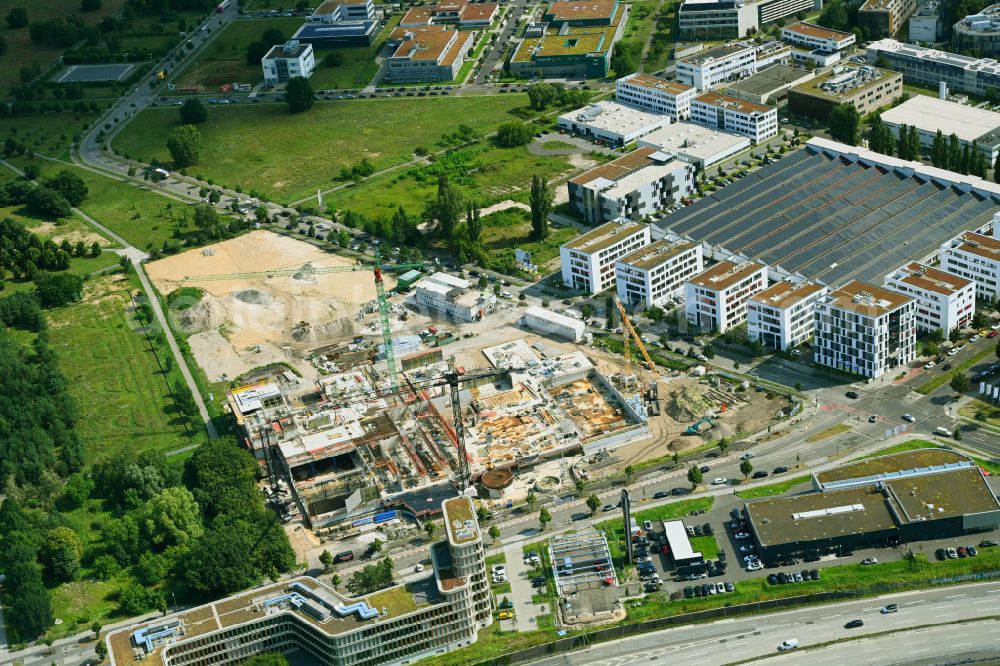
[[31, 221, 110, 247], [146, 231, 396, 381]]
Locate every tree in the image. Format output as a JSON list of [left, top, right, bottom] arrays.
[[81, 0, 102, 11], [494, 121, 533, 148], [994, 153, 1000, 184], [933, 129, 948, 169], [331, 573, 341, 589], [950, 374, 971, 393], [529, 175, 553, 241], [538, 506, 552, 530], [828, 104, 860, 145], [466, 202, 482, 243], [184, 437, 260, 519], [960, 143, 971, 175], [286, 76, 314, 113], [9, 581, 52, 639], [246, 40, 269, 65], [44, 169, 88, 206], [488, 524, 501, 543], [193, 204, 225, 239], [581, 303, 595, 319], [245, 655, 289, 666], [424, 521, 437, 539], [948, 133, 962, 173], [166, 124, 202, 167], [740, 460, 753, 479], [95, 640, 108, 662], [41, 527, 83, 582], [526, 492, 537, 510], [586, 494, 601, 514], [118, 583, 165, 615], [6, 8, 28, 29], [817, 0, 848, 30], [610, 39, 639, 75], [180, 98, 207, 124], [92, 622, 103, 641], [717, 438, 729, 455], [370, 537, 383, 554], [624, 465, 635, 484], [868, 115, 894, 155], [950, 327, 962, 344], [319, 549, 334, 571], [907, 124, 920, 161], [527, 82, 557, 110], [142, 487, 203, 547], [429, 174, 461, 239], [35, 272, 83, 307], [27, 186, 71, 218], [687, 465, 703, 488]]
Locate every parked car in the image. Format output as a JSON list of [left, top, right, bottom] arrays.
[[773, 466, 789, 474], [958, 546, 968, 558], [980, 539, 999, 547], [654, 491, 669, 499], [603, 504, 615, 512], [902, 413, 915, 422], [845, 391, 859, 399], [768, 573, 779, 585], [868, 414, 878, 423], [793, 571, 803, 582], [810, 569, 820, 580], [712, 477, 728, 485], [725, 581, 735, 592], [935, 548, 947, 561], [700, 465, 711, 473], [752, 471, 769, 479], [947, 547, 958, 559], [683, 586, 694, 598], [860, 557, 879, 565]]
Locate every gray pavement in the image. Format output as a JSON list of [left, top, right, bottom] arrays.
[[504, 541, 536, 632]]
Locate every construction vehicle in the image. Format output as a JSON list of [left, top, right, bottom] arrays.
[[685, 415, 717, 435]]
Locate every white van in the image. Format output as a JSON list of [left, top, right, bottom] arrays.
[[778, 639, 799, 651], [935, 426, 953, 438]]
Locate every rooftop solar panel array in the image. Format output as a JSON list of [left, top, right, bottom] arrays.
[[657, 146, 999, 286]]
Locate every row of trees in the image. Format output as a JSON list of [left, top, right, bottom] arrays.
[[930, 129, 991, 179], [526, 82, 591, 111]]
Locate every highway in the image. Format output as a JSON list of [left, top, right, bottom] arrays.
[[528, 583, 1000, 665]]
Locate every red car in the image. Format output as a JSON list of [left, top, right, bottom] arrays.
[[661, 544, 670, 556], [989, 330, 999, 338]]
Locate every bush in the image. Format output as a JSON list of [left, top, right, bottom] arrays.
[[495, 121, 533, 148]]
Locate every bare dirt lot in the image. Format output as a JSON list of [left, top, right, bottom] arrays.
[[146, 231, 395, 381]]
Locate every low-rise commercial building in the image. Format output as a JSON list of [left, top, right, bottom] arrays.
[[557, 100, 672, 147], [787, 64, 903, 120], [940, 229, 1000, 301], [859, 0, 918, 38], [637, 121, 751, 169], [690, 91, 778, 142], [676, 42, 758, 90], [952, 4, 1000, 56], [746, 280, 827, 351], [616, 239, 704, 308], [883, 262, 975, 334], [678, 0, 819, 40], [415, 272, 495, 321], [880, 96, 1000, 168], [105, 496, 493, 666], [310, 0, 376, 22], [292, 21, 379, 47], [261, 41, 316, 85], [781, 21, 856, 52], [459, 2, 500, 27], [723, 63, 815, 104], [910, 0, 944, 43], [568, 147, 695, 224], [684, 260, 768, 333], [522, 306, 587, 341], [866, 38, 1000, 97], [561, 220, 651, 294], [386, 26, 473, 83], [509, 15, 623, 78], [791, 47, 843, 67], [813, 280, 915, 379], [615, 73, 697, 119], [544, 0, 620, 25]]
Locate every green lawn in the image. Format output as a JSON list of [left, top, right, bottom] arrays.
[[113, 95, 532, 203], [598, 497, 715, 560], [805, 423, 851, 443], [849, 439, 943, 462], [311, 15, 402, 89], [0, 111, 102, 157], [478, 208, 578, 270], [47, 282, 207, 462], [960, 398, 1000, 430], [689, 535, 719, 559], [736, 475, 811, 499]]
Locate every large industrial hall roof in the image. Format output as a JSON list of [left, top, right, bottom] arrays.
[[655, 139, 1000, 286]]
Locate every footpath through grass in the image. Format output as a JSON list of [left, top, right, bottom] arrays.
[[113, 95, 531, 203]]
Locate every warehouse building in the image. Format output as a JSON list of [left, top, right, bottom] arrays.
[[744, 449, 1000, 563], [567, 146, 696, 224], [690, 91, 778, 142], [746, 279, 827, 351], [883, 262, 976, 334], [105, 496, 494, 666], [615, 73, 697, 119], [866, 39, 1000, 97], [684, 260, 768, 333], [813, 280, 916, 379], [940, 227, 1000, 301], [292, 20, 379, 47], [522, 306, 587, 342], [678, 0, 819, 40], [723, 63, 815, 104], [415, 272, 495, 321], [952, 4, 1000, 57], [781, 21, 856, 52], [788, 64, 903, 120], [616, 239, 704, 308], [557, 100, 672, 147], [880, 96, 1000, 166], [638, 121, 751, 169], [261, 41, 316, 85], [859, 0, 918, 38], [653, 138, 1000, 287], [561, 220, 650, 294]]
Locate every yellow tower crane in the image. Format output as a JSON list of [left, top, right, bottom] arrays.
[[614, 297, 658, 379]]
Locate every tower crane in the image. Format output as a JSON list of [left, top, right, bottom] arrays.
[[182, 256, 423, 393], [614, 297, 658, 378]]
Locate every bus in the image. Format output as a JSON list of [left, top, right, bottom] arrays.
[[217, 0, 230, 12]]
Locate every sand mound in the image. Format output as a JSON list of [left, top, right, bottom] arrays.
[[665, 387, 716, 422], [235, 289, 274, 306]]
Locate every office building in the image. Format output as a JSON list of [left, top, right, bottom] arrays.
[[684, 260, 768, 332], [690, 91, 778, 142], [787, 64, 903, 120], [813, 280, 916, 379], [953, 4, 1000, 56], [883, 262, 975, 334], [637, 121, 751, 168], [676, 42, 758, 90], [561, 220, 650, 294], [678, 0, 819, 40], [866, 38, 1000, 97], [522, 306, 587, 342], [557, 100, 672, 147], [940, 229, 1000, 301], [615, 73, 697, 119], [261, 41, 316, 85], [415, 272, 495, 321], [724, 63, 816, 104], [509, 11, 624, 78], [910, 0, 944, 43], [880, 96, 1000, 166], [292, 21, 379, 47], [544, 0, 621, 25], [616, 239, 704, 308], [310, 0, 376, 22], [568, 147, 695, 224], [781, 21, 856, 52], [747, 280, 827, 351], [105, 496, 493, 666], [859, 0, 918, 39], [459, 2, 500, 27], [386, 26, 473, 83]]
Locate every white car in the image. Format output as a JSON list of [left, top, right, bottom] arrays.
[[992, 323, 1000, 330], [746, 560, 763, 572], [902, 414, 915, 422], [740, 452, 755, 460], [924, 361, 936, 369], [948, 348, 959, 356], [492, 565, 507, 577], [971, 334, 980, 342], [712, 478, 728, 485], [414, 564, 424, 572]]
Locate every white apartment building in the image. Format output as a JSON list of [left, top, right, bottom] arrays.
[[523, 306, 587, 342], [310, 0, 376, 21], [884, 262, 975, 334], [814, 280, 916, 379], [684, 260, 768, 332], [780, 21, 856, 52], [691, 91, 778, 142], [567, 147, 696, 225], [747, 280, 827, 351], [261, 41, 316, 84], [615, 73, 698, 120], [561, 220, 651, 294], [940, 230, 1000, 301], [676, 42, 757, 91], [415, 272, 495, 321], [616, 239, 704, 308]]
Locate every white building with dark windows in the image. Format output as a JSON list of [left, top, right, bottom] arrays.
[[557, 100, 672, 147], [781, 21, 856, 52], [415, 272, 495, 321], [561, 220, 650, 294], [676, 42, 758, 90], [567, 147, 696, 225], [615, 73, 698, 119], [814, 280, 916, 379], [523, 306, 587, 342], [261, 41, 316, 84], [747, 280, 827, 351], [678, 0, 819, 39], [310, 0, 376, 21], [684, 260, 768, 332], [884, 262, 976, 334], [866, 38, 1000, 97], [691, 91, 778, 142], [616, 239, 704, 308], [939, 229, 1000, 301]]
